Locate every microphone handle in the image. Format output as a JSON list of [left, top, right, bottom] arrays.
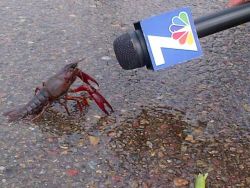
[[195, 3, 250, 38]]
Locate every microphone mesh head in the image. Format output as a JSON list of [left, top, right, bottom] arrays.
[[113, 33, 141, 70]]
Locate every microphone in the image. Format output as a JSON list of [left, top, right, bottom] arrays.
[[113, 3, 250, 70]]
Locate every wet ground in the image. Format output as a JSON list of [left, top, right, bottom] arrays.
[[0, 0, 249, 187]]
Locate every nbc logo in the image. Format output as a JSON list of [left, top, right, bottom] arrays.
[[140, 7, 202, 70], [169, 12, 194, 45]]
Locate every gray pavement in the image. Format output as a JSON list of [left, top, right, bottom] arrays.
[[0, 0, 249, 187]]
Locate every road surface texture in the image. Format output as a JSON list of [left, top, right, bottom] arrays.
[[0, 0, 249, 187]]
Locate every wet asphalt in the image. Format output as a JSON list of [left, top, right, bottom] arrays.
[[0, 0, 249, 187]]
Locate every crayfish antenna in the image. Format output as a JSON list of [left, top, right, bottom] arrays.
[[72, 57, 86, 64]]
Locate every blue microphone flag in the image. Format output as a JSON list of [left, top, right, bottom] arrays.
[[138, 7, 203, 70]]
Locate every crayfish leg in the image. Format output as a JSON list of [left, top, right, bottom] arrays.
[[64, 95, 89, 113], [31, 103, 51, 121], [57, 99, 71, 115]]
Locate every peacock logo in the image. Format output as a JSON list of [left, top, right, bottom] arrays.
[[169, 12, 194, 45], [141, 7, 203, 69]]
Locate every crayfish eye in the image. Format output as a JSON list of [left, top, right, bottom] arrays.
[[68, 67, 75, 72], [70, 63, 78, 69]]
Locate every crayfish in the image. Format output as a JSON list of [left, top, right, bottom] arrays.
[[4, 59, 114, 122]]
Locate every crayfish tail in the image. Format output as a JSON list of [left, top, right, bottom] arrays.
[[3, 108, 25, 122]]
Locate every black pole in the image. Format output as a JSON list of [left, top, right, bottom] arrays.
[[195, 3, 250, 38]]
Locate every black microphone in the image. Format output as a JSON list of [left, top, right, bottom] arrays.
[[113, 3, 250, 70]]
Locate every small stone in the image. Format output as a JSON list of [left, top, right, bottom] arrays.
[[208, 150, 218, 154], [2, 179, 6, 183], [20, 164, 26, 168], [28, 41, 34, 44], [229, 147, 236, 152], [66, 169, 79, 176], [39, 169, 46, 174], [69, 14, 77, 18], [111, 21, 120, 27], [89, 136, 100, 146], [59, 143, 69, 149], [108, 131, 116, 137], [47, 137, 54, 143], [185, 135, 196, 143], [112, 175, 123, 183], [77, 140, 84, 147], [96, 170, 102, 173], [101, 56, 111, 61], [196, 160, 208, 168], [60, 150, 68, 155], [146, 141, 153, 149], [167, 169, 174, 173], [174, 178, 189, 186], [243, 104, 250, 112], [181, 145, 187, 153], [150, 151, 156, 156], [193, 127, 203, 135], [140, 119, 149, 124], [158, 151, 164, 158], [29, 127, 35, 131], [130, 180, 139, 188], [0, 166, 5, 171], [88, 161, 97, 170], [239, 165, 244, 169], [246, 177, 250, 185], [159, 163, 166, 168], [236, 149, 244, 154]]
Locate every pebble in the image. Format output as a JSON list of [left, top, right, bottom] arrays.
[[96, 170, 102, 174], [196, 160, 208, 168], [101, 56, 111, 61], [29, 127, 35, 131], [39, 169, 46, 174], [146, 141, 153, 148], [246, 177, 250, 185], [185, 135, 196, 143], [174, 178, 189, 186], [168, 169, 174, 173], [0, 166, 5, 171], [69, 14, 77, 18], [243, 104, 250, 112], [27, 41, 34, 44], [88, 161, 97, 170]]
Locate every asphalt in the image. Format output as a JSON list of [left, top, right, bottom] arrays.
[[0, 0, 249, 187]]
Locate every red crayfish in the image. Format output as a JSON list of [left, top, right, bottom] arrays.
[[4, 59, 114, 121]]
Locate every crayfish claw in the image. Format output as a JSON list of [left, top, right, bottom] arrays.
[[70, 85, 113, 115], [92, 92, 114, 115], [77, 69, 99, 87]]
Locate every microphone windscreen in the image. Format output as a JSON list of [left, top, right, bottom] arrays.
[[113, 32, 142, 70]]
